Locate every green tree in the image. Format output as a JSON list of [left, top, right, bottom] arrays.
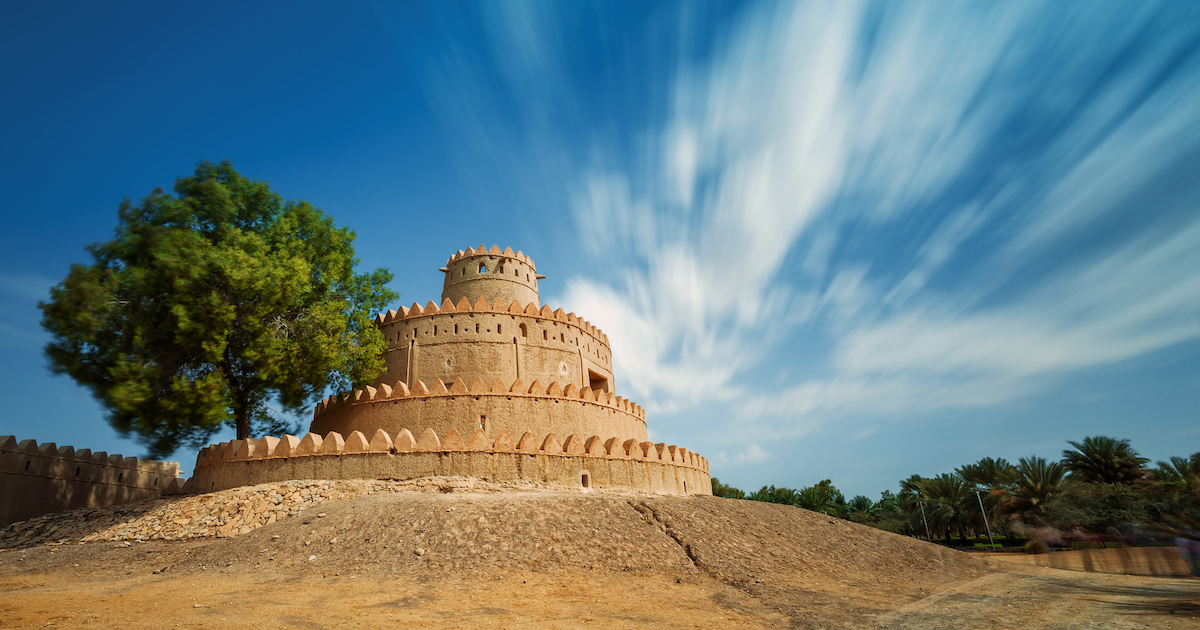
[[1148, 453, 1200, 497], [710, 477, 746, 499], [999, 456, 1067, 521], [40, 161, 396, 457], [1061, 436, 1148, 484], [917, 473, 978, 544], [956, 457, 1017, 490], [796, 479, 846, 515]]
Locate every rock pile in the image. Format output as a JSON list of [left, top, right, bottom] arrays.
[[0, 476, 599, 550]]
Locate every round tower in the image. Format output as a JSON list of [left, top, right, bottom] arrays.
[[441, 245, 544, 308]]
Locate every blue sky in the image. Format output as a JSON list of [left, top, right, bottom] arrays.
[[2, 1, 1198, 499]]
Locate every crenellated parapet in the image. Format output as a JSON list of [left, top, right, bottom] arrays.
[[439, 244, 544, 308], [308, 376, 647, 447], [0, 436, 185, 525], [188, 427, 710, 496], [374, 297, 613, 371], [316, 376, 641, 420]]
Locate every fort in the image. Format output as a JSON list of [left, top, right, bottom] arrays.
[[187, 245, 710, 496]]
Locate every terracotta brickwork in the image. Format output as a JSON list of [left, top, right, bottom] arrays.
[[0, 436, 183, 525], [189, 246, 710, 496]]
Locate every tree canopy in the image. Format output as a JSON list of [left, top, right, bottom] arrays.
[[40, 161, 397, 457]]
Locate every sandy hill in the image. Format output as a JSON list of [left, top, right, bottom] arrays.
[[1, 481, 1195, 629]]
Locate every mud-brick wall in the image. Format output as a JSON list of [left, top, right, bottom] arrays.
[[0, 436, 183, 525]]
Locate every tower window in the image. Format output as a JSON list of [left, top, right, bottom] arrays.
[[543, 330, 547, 340], [479, 263, 487, 273], [475, 323, 480, 333], [520, 323, 527, 337], [497, 324, 502, 334]]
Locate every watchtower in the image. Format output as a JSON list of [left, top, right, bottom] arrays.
[[440, 245, 544, 308]]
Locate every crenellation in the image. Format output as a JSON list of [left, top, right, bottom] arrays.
[[1, 436, 186, 524]]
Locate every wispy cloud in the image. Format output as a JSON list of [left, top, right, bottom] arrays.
[[560, 0, 1200, 453]]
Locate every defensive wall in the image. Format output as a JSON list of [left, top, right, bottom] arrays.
[[374, 296, 614, 395], [188, 426, 710, 496], [0, 436, 184, 525], [311, 375, 646, 445]]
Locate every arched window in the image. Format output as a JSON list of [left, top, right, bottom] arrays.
[[479, 263, 487, 273], [520, 323, 527, 337]]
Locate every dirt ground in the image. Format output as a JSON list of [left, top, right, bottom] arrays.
[[1, 490, 1197, 629]]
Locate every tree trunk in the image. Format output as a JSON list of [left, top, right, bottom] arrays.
[[223, 360, 251, 440]]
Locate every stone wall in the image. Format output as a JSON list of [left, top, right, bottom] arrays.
[[0, 436, 183, 525], [189, 427, 710, 496]]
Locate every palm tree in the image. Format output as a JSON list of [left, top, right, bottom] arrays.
[[956, 457, 1018, 490], [919, 473, 979, 544], [999, 456, 1067, 520], [848, 495, 876, 514], [1148, 453, 1200, 497], [1061, 436, 1148, 484], [956, 457, 1018, 536]]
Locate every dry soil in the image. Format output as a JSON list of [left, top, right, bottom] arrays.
[[1, 486, 1196, 629]]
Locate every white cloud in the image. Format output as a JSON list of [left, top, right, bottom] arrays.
[[561, 1, 1200, 449]]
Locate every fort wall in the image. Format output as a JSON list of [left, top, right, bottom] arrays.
[[188, 428, 710, 496], [374, 298, 614, 394], [310, 376, 647, 445], [0, 436, 183, 525]]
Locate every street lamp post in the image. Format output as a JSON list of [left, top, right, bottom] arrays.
[[974, 488, 998, 551]]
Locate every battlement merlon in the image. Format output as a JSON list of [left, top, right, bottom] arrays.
[[439, 245, 545, 308]]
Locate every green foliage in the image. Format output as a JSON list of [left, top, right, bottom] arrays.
[[1148, 453, 1200, 497], [1061, 436, 1148, 485], [710, 477, 746, 499], [956, 457, 1017, 489], [39, 161, 397, 457], [1042, 480, 1153, 531], [998, 456, 1067, 520], [746, 479, 846, 516]]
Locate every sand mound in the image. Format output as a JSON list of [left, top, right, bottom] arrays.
[[0, 484, 992, 627]]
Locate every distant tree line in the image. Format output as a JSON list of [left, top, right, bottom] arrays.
[[711, 436, 1200, 546]]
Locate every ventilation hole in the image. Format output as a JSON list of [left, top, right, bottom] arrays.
[[543, 330, 548, 340], [75, 467, 81, 477], [475, 323, 480, 333], [118, 472, 124, 482], [24, 461, 31, 471], [454, 324, 458, 334], [581, 472, 590, 488], [434, 325, 438, 336], [561, 333, 565, 342], [497, 324, 502, 334], [154, 478, 158, 486]]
